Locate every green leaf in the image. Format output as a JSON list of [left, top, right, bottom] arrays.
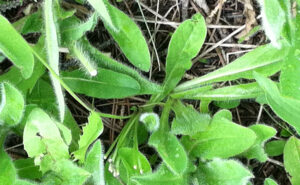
[[179, 82, 264, 101], [183, 111, 256, 159], [119, 147, 151, 182], [51, 159, 90, 185], [171, 100, 210, 136], [0, 148, 16, 185], [163, 13, 206, 95], [284, 136, 300, 184], [84, 140, 105, 185], [100, 1, 151, 71], [131, 164, 189, 185], [240, 124, 277, 162], [44, 0, 65, 122], [195, 159, 253, 185], [55, 120, 72, 146], [82, 40, 162, 95], [264, 178, 278, 185], [259, 0, 286, 48], [254, 72, 300, 134], [149, 131, 188, 175], [14, 179, 37, 185], [0, 14, 34, 79], [62, 69, 141, 99], [21, 10, 43, 34], [175, 44, 288, 92], [87, 0, 115, 31], [14, 158, 42, 180], [214, 100, 240, 109], [265, 140, 286, 157], [23, 108, 69, 173], [60, 14, 97, 45], [73, 111, 103, 163], [279, 54, 300, 100], [0, 82, 24, 126]]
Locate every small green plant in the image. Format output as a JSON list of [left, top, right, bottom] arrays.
[[0, 0, 300, 184]]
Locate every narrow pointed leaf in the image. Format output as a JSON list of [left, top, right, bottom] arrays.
[[163, 13, 206, 95], [175, 44, 288, 92], [96, 0, 151, 71], [44, 0, 65, 122]]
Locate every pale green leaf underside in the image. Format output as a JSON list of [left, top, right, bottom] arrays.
[[44, 0, 65, 122], [284, 137, 300, 184]]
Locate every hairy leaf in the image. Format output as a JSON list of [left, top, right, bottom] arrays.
[[149, 131, 188, 175], [171, 100, 210, 136], [84, 140, 105, 185], [183, 111, 256, 159], [44, 0, 65, 122], [195, 159, 253, 185]]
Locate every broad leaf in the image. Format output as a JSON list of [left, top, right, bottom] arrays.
[[23, 108, 69, 173], [0, 82, 24, 126], [171, 100, 210, 136], [175, 44, 288, 92], [62, 69, 141, 99], [149, 131, 188, 175], [119, 147, 151, 183], [240, 124, 276, 162], [284, 136, 300, 185], [183, 111, 256, 159], [131, 164, 189, 185], [264, 178, 278, 185], [195, 159, 253, 185], [265, 140, 286, 157], [44, 0, 65, 122], [73, 111, 103, 163], [254, 72, 300, 134], [84, 140, 105, 185], [279, 54, 300, 100], [21, 10, 43, 34], [0, 14, 34, 79], [259, 0, 286, 48], [163, 13, 206, 95], [0, 149, 16, 185], [51, 160, 91, 185], [97, 0, 151, 71]]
